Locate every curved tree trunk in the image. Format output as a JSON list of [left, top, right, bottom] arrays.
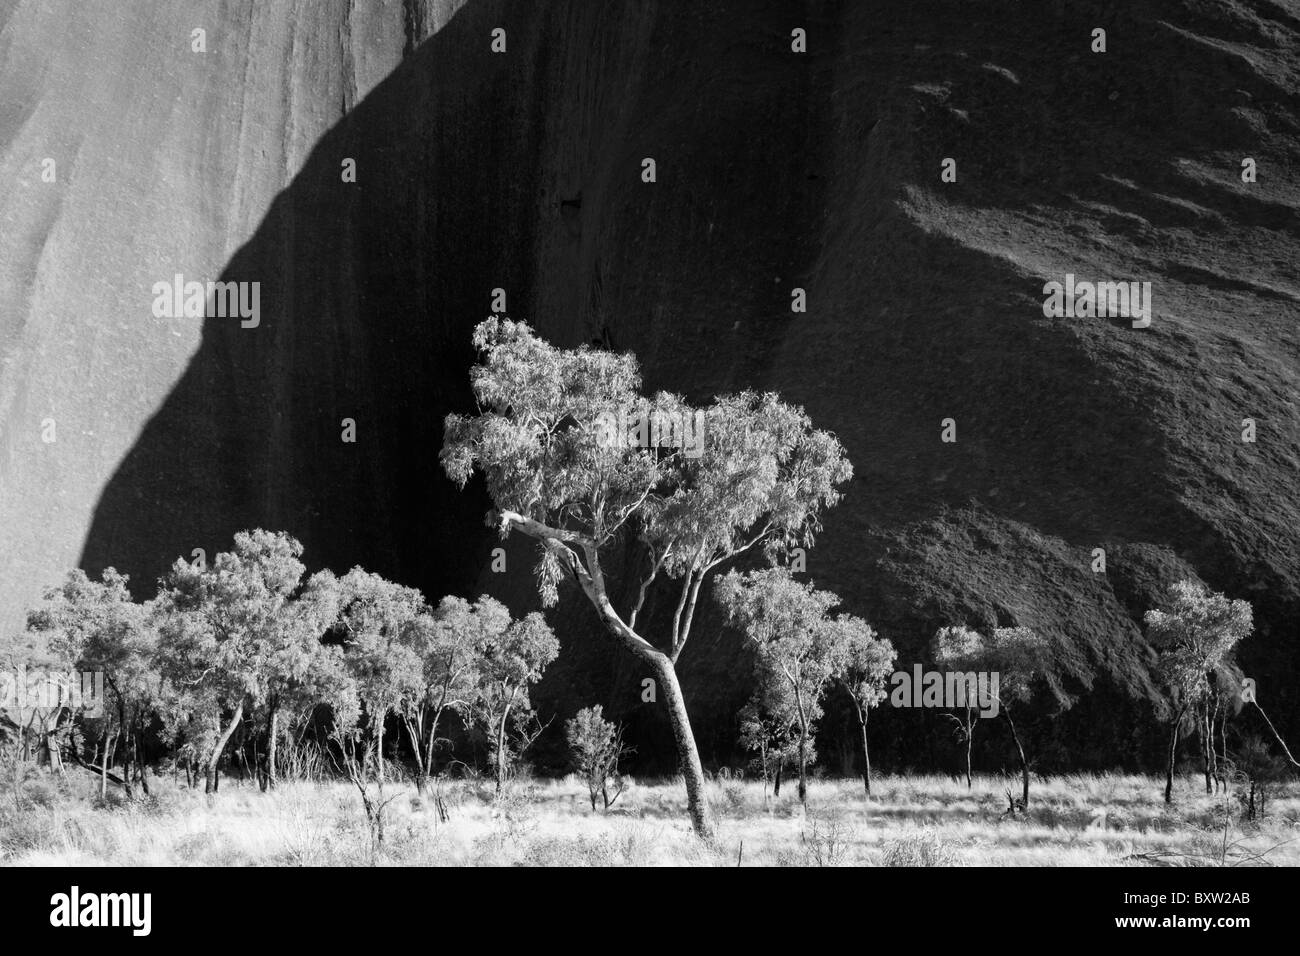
[[651, 654, 715, 841], [205, 699, 245, 795], [497, 511, 716, 840]]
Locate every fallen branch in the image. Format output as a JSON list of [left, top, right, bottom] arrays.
[[66, 748, 127, 787]]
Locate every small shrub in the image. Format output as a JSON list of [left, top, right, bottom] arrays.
[[722, 780, 746, 810], [0, 809, 57, 855], [880, 829, 959, 867], [803, 817, 855, 866], [565, 706, 632, 811]]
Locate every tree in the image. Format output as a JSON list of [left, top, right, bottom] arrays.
[[318, 648, 399, 854], [472, 610, 559, 793], [934, 625, 1065, 809], [932, 625, 984, 789], [714, 567, 843, 805], [441, 318, 851, 838], [1229, 735, 1289, 821], [827, 614, 895, 795], [1145, 580, 1253, 804], [154, 530, 323, 794], [334, 568, 426, 783], [736, 675, 802, 801], [399, 595, 498, 794], [565, 704, 631, 811], [25, 569, 160, 796], [249, 569, 340, 789]]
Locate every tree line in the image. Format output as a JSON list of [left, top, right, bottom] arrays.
[[3, 317, 1296, 842], [5, 531, 559, 811]]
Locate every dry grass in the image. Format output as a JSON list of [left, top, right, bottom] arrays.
[[1, 769, 1297, 866]]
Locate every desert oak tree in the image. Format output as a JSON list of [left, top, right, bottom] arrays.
[[440, 318, 851, 839], [1145, 580, 1252, 804]]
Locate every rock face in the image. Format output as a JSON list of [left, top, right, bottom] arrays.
[[2, 0, 1298, 766]]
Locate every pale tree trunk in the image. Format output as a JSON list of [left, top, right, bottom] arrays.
[[1220, 711, 1229, 780], [405, 716, 427, 796], [491, 509, 717, 840], [265, 707, 279, 790], [837, 680, 872, 793], [796, 728, 808, 805], [1165, 702, 1188, 805], [651, 654, 715, 841], [792, 686, 809, 806], [134, 726, 150, 796], [120, 716, 134, 801], [964, 706, 974, 788], [495, 703, 511, 794], [423, 709, 442, 796], [1002, 709, 1029, 807], [1201, 699, 1213, 795], [859, 708, 872, 796], [205, 699, 245, 795], [100, 729, 110, 800]]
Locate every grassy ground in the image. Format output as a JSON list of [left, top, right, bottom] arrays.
[[2, 770, 1297, 866]]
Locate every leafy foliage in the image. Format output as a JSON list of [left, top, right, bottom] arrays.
[[1145, 579, 1252, 708], [565, 705, 631, 810]]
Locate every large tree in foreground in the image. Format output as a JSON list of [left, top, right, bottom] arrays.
[[440, 318, 851, 839]]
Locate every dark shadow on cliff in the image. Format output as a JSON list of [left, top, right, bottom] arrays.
[[78, 2, 550, 607], [77, 0, 848, 772], [79, 0, 1300, 766]]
